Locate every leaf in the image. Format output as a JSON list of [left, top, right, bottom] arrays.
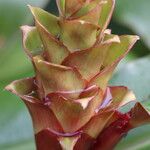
[[0, 34, 33, 82], [0, 0, 49, 149], [111, 56, 150, 149], [0, 0, 49, 82], [1, 140, 35, 150], [0, 0, 48, 39], [0, 86, 34, 149], [143, 101, 150, 112], [114, 0, 150, 49], [111, 56, 150, 101]]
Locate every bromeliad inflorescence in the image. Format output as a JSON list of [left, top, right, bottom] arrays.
[[6, 0, 150, 150]]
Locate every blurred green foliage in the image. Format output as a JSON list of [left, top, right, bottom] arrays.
[[0, 0, 150, 150]]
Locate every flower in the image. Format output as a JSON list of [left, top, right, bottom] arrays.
[[6, 0, 150, 149]]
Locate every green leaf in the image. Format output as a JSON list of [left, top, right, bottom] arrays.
[[0, 0, 48, 39], [0, 35, 33, 82], [0, 0, 49, 149], [0, 0, 48, 82], [1, 140, 35, 150], [111, 56, 150, 101], [115, 125, 150, 150], [111, 56, 150, 149], [114, 0, 150, 49], [0, 84, 35, 150], [143, 101, 150, 112]]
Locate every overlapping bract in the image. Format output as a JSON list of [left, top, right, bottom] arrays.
[[6, 0, 150, 149]]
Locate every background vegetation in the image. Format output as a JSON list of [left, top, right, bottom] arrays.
[[0, 0, 150, 149]]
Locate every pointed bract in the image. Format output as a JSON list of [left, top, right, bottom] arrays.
[[33, 56, 86, 99], [63, 44, 110, 80], [130, 102, 150, 128], [29, 6, 60, 37], [48, 88, 103, 132], [62, 34, 120, 81], [37, 22, 70, 64], [83, 111, 114, 138], [60, 20, 100, 51], [5, 78, 63, 133], [88, 35, 139, 91], [98, 0, 115, 31], [71, 0, 105, 19], [21, 25, 43, 58], [106, 86, 136, 110]]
